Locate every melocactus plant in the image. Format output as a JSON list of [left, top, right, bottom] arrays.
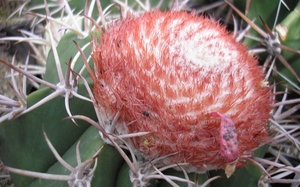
[[92, 10, 273, 177], [0, 0, 300, 187]]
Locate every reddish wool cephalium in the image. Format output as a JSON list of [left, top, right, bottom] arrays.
[[92, 11, 273, 175]]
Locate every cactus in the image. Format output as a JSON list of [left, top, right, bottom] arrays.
[[0, 0, 300, 187]]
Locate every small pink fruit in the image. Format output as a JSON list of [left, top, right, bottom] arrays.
[[210, 112, 239, 163], [92, 11, 273, 174]]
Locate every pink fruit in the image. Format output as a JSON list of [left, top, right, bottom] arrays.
[[92, 11, 273, 173], [210, 112, 239, 163]]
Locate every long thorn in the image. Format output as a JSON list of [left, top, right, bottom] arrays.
[[225, 0, 268, 38], [42, 126, 75, 172]]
